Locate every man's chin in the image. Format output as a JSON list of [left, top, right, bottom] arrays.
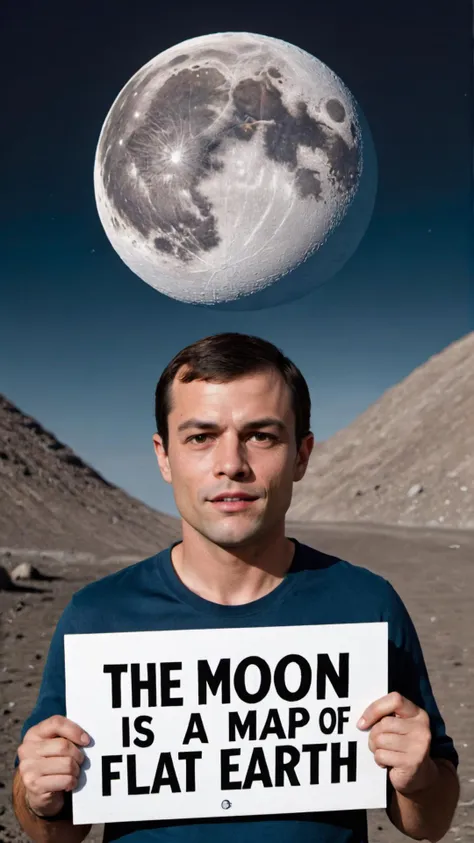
[[201, 519, 264, 549]]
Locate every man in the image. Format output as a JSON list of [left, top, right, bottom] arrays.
[[13, 332, 459, 843]]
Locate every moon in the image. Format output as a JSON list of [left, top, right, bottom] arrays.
[[94, 32, 377, 309]]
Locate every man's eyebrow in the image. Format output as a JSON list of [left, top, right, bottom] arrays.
[[242, 417, 286, 431], [177, 419, 217, 432], [177, 417, 286, 433]]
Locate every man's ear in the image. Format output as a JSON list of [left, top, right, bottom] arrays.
[[293, 432, 314, 482], [152, 434, 172, 484]]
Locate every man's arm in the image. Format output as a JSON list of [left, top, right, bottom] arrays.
[[372, 581, 460, 840], [12, 767, 91, 843], [389, 757, 460, 843]]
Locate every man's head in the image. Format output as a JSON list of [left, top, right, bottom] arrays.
[[153, 333, 314, 549]]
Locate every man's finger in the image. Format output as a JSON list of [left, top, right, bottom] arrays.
[[37, 739, 85, 765], [37, 755, 81, 780], [24, 715, 90, 746], [26, 773, 79, 797], [369, 715, 412, 740], [18, 737, 85, 766], [373, 748, 405, 769], [358, 693, 420, 729], [369, 731, 407, 754], [21, 754, 81, 782]]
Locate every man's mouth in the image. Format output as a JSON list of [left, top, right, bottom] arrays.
[[211, 494, 258, 502], [209, 493, 259, 510]]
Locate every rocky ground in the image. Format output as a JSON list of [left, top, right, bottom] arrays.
[[1, 522, 472, 843]]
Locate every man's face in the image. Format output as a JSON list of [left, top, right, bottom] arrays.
[[153, 367, 313, 549]]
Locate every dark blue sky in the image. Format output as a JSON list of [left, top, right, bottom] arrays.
[[1, 0, 472, 516]]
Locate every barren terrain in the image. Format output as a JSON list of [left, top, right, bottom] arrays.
[[1, 523, 473, 842]]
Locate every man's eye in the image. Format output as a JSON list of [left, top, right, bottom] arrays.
[[186, 432, 276, 444], [188, 434, 210, 444]]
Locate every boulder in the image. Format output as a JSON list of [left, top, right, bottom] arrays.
[[11, 562, 42, 581]]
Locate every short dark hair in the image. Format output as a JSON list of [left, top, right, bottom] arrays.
[[155, 332, 311, 453]]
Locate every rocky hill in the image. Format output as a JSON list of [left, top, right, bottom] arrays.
[[288, 332, 474, 529], [0, 395, 180, 556]]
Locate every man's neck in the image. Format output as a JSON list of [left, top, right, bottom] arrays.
[[171, 529, 295, 606]]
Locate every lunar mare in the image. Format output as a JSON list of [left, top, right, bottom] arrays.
[[94, 32, 377, 307]]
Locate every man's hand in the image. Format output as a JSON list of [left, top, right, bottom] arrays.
[[17, 715, 90, 818], [358, 691, 436, 796]]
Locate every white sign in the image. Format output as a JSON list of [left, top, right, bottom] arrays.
[[65, 622, 388, 825]]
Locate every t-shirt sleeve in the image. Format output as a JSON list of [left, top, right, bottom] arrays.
[[384, 580, 458, 769], [13, 598, 78, 768]]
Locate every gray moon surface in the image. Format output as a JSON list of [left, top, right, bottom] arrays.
[[94, 32, 377, 309]]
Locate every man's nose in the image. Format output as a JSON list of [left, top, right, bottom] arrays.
[[213, 435, 250, 478]]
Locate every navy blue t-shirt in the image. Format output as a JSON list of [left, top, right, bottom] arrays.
[[15, 539, 458, 843]]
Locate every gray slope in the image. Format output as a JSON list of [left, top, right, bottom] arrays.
[[0, 395, 180, 555], [288, 332, 474, 528]]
